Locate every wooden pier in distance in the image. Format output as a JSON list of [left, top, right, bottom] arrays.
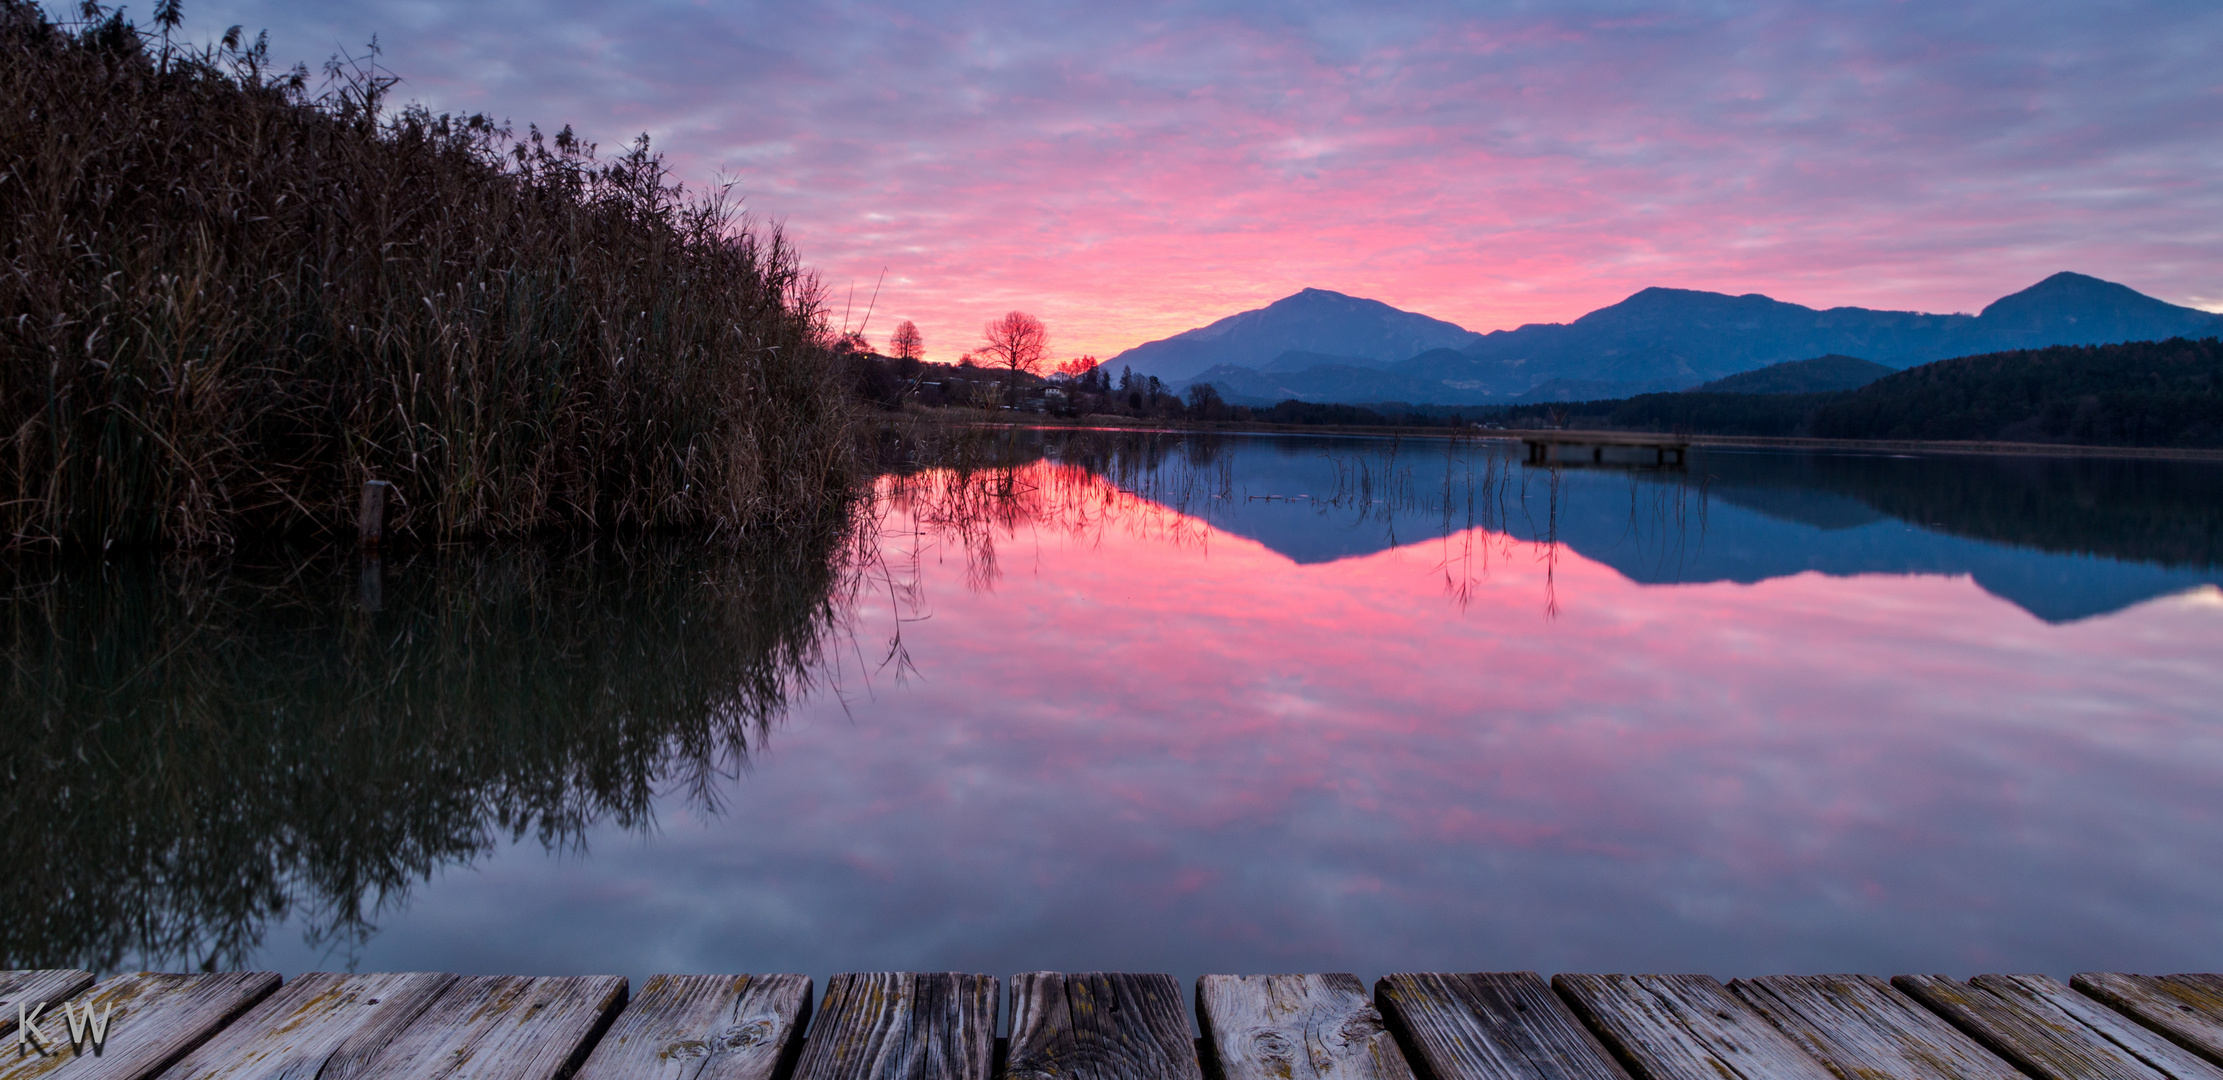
[[8, 967, 2223, 1080], [1516, 430, 1691, 467]]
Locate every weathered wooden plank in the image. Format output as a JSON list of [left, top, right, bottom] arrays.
[[574, 975, 812, 1080], [0, 972, 279, 1080], [0, 974, 96, 1040], [160, 973, 458, 1080], [2075, 974, 2223, 1067], [1979, 975, 2223, 1079], [1006, 972, 1199, 1080], [1550, 973, 1833, 1080], [354, 975, 628, 1080], [1198, 975, 1413, 1080], [1730, 974, 2020, 1080], [1894, 974, 2223, 1080], [788, 973, 995, 1080], [1376, 973, 1626, 1080]]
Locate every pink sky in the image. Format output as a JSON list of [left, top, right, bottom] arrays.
[[185, 0, 2223, 361]]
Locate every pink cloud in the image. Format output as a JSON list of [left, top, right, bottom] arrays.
[[180, 1, 2223, 357]]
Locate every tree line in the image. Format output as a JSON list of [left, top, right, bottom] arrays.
[[1491, 338, 2223, 447], [845, 309, 2223, 449]]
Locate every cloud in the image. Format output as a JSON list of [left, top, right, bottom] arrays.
[[171, 0, 2223, 358]]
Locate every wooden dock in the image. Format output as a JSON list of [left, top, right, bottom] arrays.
[[1515, 431, 1691, 467], [9, 968, 2223, 1080]]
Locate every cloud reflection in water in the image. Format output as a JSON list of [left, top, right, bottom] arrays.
[[255, 442, 2223, 984]]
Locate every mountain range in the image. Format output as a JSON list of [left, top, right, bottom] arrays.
[[1107, 273, 2223, 406]]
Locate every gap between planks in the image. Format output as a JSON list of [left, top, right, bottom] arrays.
[[13, 969, 2223, 1080]]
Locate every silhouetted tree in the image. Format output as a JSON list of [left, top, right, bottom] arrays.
[[981, 311, 1049, 407], [890, 320, 923, 362], [1186, 382, 1227, 420]]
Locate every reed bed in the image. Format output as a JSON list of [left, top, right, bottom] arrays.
[[0, 1, 859, 551]]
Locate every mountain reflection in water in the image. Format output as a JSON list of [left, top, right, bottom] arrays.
[[1071, 432, 2223, 622], [4, 430, 2220, 978]]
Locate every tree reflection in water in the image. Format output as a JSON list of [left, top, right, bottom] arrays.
[[7, 427, 2214, 973], [873, 426, 1623, 610]]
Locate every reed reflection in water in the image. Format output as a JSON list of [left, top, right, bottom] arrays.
[[1, 523, 861, 973], [5, 428, 2221, 976]]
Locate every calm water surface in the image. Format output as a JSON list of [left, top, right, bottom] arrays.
[[8, 431, 2222, 988]]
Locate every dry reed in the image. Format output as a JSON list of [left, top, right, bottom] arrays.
[[0, 1, 860, 551]]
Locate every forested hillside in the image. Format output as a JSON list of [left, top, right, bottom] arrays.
[[1808, 338, 2222, 445], [1694, 355, 1894, 394], [1498, 338, 2223, 448]]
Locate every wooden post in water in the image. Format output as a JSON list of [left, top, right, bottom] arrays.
[[358, 480, 394, 612], [358, 480, 394, 549], [360, 556, 383, 612]]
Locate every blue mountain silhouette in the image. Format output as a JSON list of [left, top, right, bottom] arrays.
[[1113, 273, 2223, 404]]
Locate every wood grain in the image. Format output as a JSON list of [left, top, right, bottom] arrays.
[[1371, 972, 1624, 1080], [1894, 974, 2223, 1080], [1977, 975, 2223, 1079], [1730, 974, 2020, 1080], [1198, 975, 1412, 1080], [160, 973, 458, 1080], [1550, 973, 1832, 1080], [0, 974, 96, 1040], [0, 972, 280, 1080], [354, 975, 628, 1080], [574, 975, 812, 1080], [2074, 974, 2223, 1067], [1006, 972, 1200, 1080], [788, 973, 995, 1080]]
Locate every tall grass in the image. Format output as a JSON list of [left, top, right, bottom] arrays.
[[0, 1, 859, 551]]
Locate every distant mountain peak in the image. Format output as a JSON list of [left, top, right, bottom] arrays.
[[1273, 287, 1413, 312], [1109, 288, 1482, 381], [1570, 285, 1811, 327], [1275, 287, 1378, 307], [1976, 271, 2219, 340], [1983, 271, 2153, 310], [1115, 272, 2220, 401], [2034, 270, 2114, 288]]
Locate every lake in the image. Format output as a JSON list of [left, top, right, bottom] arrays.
[[7, 429, 2222, 989]]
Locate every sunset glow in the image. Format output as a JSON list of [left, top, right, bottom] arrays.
[[17, 0, 2223, 1000], [260, 457, 2223, 980], [175, 1, 2223, 360]]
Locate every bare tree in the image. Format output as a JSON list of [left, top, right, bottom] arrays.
[[980, 311, 1049, 408], [889, 320, 923, 362]]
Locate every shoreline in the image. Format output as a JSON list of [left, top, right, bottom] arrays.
[[918, 410, 2223, 462]]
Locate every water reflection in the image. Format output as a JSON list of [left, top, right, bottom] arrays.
[[4, 430, 2220, 976], [893, 430, 2220, 620], [1, 526, 859, 972]]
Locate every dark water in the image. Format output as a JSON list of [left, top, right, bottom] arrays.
[[7, 431, 2221, 987]]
